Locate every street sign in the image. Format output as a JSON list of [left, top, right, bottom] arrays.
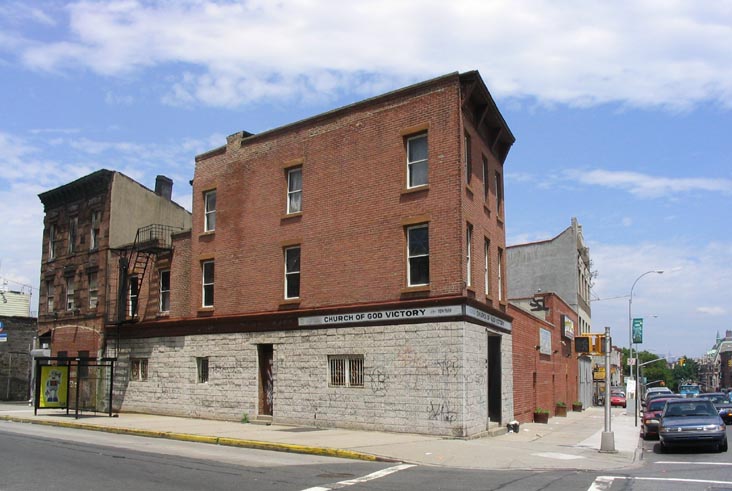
[[628, 357, 636, 366], [632, 318, 643, 343], [0, 333, 7, 343]]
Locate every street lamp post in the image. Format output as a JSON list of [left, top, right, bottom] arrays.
[[629, 270, 663, 427]]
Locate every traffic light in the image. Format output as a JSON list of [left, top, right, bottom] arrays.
[[575, 336, 591, 353], [679, 357, 686, 366], [593, 335, 607, 354]]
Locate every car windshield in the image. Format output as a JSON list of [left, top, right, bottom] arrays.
[[664, 401, 717, 417], [699, 394, 727, 404], [649, 400, 668, 411], [612, 392, 625, 397]]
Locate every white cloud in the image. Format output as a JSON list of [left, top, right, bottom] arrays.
[[564, 169, 732, 198], [697, 306, 726, 315], [589, 240, 732, 356], [12, 0, 732, 109]]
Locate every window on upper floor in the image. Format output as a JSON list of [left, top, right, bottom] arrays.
[[128, 275, 139, 317], [466, 224, 473, 287], [407, 224, 429, 287], [48, 224, 57, 261], [484, 239, 491, 296], [287, 167, 302, 214], [88, 272, 98, 309], [495, 171, 503, 212], [284, 246, 301, 299], [406, 134, 428, 188], [204, 190, 216, 232], [202, 261, 214, 307], [46, 280, 55, 313], [90, 211, 101, 250], [68, 217, 78, 253], [497, 248, 504, 301], [464, 133, 472, 185], [160, 270, 170, 313], [65, 277, 75, 311], [482, 156, 489, 202]]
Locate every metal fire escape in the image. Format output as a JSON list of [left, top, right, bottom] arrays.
[[111, 224, 181, 324]]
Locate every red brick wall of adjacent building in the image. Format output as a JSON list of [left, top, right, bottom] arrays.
[[188, 73, 510, 318], [510, 294, 579, 423]]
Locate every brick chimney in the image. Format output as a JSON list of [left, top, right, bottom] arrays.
[[155, 175, 173, 200]]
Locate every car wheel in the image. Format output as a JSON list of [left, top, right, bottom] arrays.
[[658, 441, 667, 454], [720, 439, 728, 453]]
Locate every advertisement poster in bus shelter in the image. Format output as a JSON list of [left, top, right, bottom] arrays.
[[39, 365, 69, 408]]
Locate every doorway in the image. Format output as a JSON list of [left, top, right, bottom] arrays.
[[258, 344, 273, 417], [487, 335, 502, 424]]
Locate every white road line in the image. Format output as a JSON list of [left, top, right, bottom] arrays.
[[655, 461, 732, 466], [301, 464, 416, 491], [589, 475, 732, 490]]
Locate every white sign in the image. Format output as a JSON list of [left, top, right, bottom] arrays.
[[628, 357, 636, 366], [465, 306, 512, 331], [299, 305, 463, 327], [539, 328, 552, 355], [0, 333, 7, 343], [561, 315, 575, 340]]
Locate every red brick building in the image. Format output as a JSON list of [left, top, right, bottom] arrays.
[[113, 71, 517, 437], [37, 171, 191, 360], [510, 293, 579, 423]]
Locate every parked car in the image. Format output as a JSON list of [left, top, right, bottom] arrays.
[[641, 396, 679, 439], [659, 398, 728, 452], [610, 391, 627, 408], [644, 387, 673, 405], [645, 391, 675, 407], [698, 392, 732, 424]]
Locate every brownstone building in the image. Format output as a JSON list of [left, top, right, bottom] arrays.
[[37, 171, 192, 360], [113, 71, 517, 437]]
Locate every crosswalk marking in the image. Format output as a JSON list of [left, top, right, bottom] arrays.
[[301, 464, 416, 491]]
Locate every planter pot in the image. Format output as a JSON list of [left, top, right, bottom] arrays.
[[555, 406, 567, 417], [533, 412, 549, 424], [572, 404, 583, 412]]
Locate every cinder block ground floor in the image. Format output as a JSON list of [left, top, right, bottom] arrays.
[[111, 307, 513, 438]]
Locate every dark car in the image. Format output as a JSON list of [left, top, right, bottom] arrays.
[[644, 391, 675, 407], [698, 392, 732, 424], [659, 398, 728, 452], [641, 396, 679, 439]]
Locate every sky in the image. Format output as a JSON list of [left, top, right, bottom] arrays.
[[1, 1, 731, 358]]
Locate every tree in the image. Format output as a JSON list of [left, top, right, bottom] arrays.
[[671, 355, 699, 391]]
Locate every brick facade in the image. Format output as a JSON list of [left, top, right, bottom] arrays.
[[0, 316, 36, 401], [510, 293, 579, 423], [113, 71, 517, 437]]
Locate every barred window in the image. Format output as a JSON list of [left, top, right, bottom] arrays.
[[328, 355, 364, 387], [197, 357, 209, 384], [130, 358, 148, 381]]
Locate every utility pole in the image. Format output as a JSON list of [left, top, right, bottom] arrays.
[[600, 325, 617, 453]]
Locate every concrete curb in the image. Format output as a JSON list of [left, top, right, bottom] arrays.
[[0, 415, 396, 463]]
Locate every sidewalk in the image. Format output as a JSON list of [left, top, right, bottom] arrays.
[[0, 403, 640, 471]]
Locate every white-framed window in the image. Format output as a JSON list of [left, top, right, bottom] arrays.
[[328, 355, 364, 387], [406, 133, 428, 188], [482, 155, 489, 202], [202, 261, 214, 307], [464, 133, 472, 184], [498, 248, 504, 301], [130, 358, 148, 381], [407, 224, 429, 286], [48, 224, 57, 260], [88, 272, 98, 309], [68, 217, 78, 253], [287, 167, 302, 214], [484, 239, 491, 296], [90, 211, 101, 250], [46, 280, 54, 313], [284, 246, 301, 299], [159, 270, 170, 313], [204, 190, 216, 232], [197, 357, 209, 383], [65, 277, 75, 311], [466, 224, 473, 287], [495, 171, 503, 211], [128, 275, 139, 317]]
